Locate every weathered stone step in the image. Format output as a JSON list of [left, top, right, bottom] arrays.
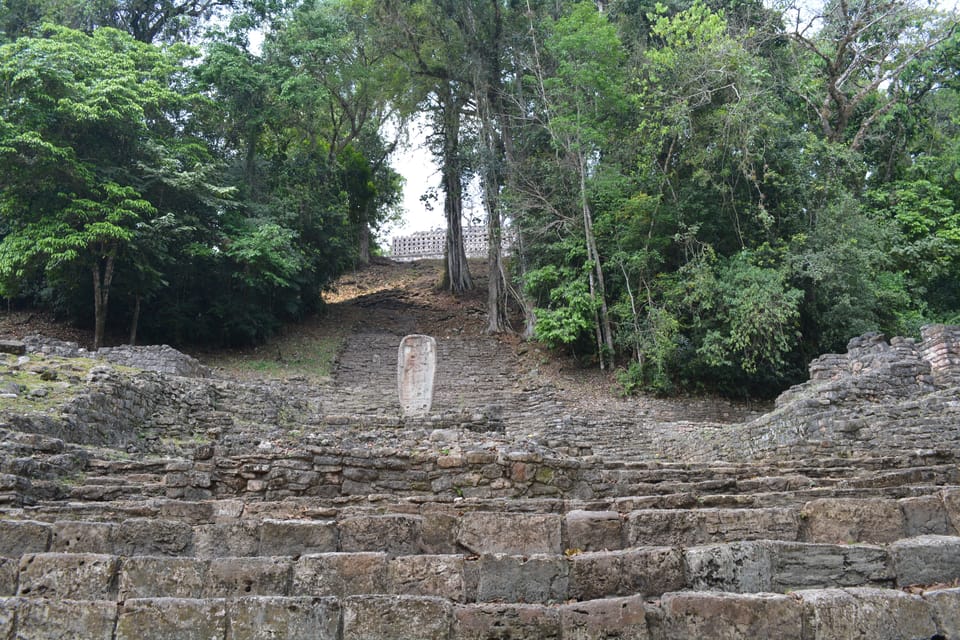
[[3, 588, 959, 639], [7, 537, 959, 606], [3, 493, 958, 559], [27, 441, 953, 503]]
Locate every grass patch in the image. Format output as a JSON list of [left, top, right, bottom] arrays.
[[203, 329, 346, 381]]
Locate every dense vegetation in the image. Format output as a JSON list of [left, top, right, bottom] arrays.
[[0, 0, 957, 396]]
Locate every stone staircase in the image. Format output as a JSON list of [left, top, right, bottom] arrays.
[[2, 317, 960, 637]]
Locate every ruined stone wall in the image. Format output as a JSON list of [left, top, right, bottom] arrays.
[[724, 325, 960, 461]]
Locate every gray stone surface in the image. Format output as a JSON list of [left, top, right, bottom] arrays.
[[116, 598, 228, 640], [398, 335, 436, 417], [226, 596, 340, 640], [685, 542, 773, 593], [340, 514, 422, 554], [458, 512, 562, 555], [206, 557, 292, 597], [343, 595, 452, 640], [798, 588, 938, 640], [193, 522, 260, 558], [923, 588, 960, 639], [388, 555, 466, 601], [890, 535, 960, 587], [119, 557, 207, 599], [560, 596, 650, 640], [658, 592, 803, 640], [0, 559, 16, 597], [114, 518, 193, 556], [772, 541, 892, 591], [293, 552, 388, 596], [0, 598, 14, 638], [0, 521, 50, 557], [16, 598, 117, 640], [900, 495, 953, 536], [476, 553, 568, 603], [51, 520, 114, 554], [259, 518, 338, 556], [17, 553, 118, 600], [565, 510, 623, 551], [453, 603, 561, 639], [627, 508, 799, 546], [800, 499, 904, 544]]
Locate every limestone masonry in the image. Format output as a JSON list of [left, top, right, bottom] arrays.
[[1, 325, 960, 638]]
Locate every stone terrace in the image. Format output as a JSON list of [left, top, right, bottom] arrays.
[[1, 270, 960, 638]]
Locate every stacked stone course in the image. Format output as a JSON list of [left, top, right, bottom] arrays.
[[2, 325, 960, 637]]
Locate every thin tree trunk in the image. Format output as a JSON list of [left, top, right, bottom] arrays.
[[129, 296, 141, 346], [92, 254, 115, 350], [578, 151, 614, 368]]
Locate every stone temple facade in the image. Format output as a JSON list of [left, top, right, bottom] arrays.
[[391, 226, 507, 261]]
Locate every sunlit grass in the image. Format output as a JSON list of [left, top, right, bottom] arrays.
[[202, 328, 347, 381]]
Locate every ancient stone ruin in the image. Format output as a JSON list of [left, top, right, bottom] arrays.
[[1, 325, 959, 638]]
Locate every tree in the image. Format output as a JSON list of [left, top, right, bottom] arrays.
[[782, 0, 957, 151], [0, 25, 208, 348], [525, 1, 630, 368], [375, 0, 475, 293]]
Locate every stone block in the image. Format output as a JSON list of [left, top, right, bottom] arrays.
[[343, 595, 452, 640], [890, 535, 960, 587], [119, 557, 207, 599], [259, 519, 338, 556], [0, 559, 16, 597], [569, 551, 621, 601], [194, 522, 260, 558], [116, 598, 228, 640], [943, 489, 960, 535], [0, 598, 14, 638], [476, 553, 568, 603], [18, 553, 118, 600], [458, 512, 562, 555], [900, 495, 953, 536], [659, 592, 803, 639], [800, 499, 904, 544], [52, 521, 114, 554], [565, 510, 623, 551], [776, 541, 892, 591], [388, 555, 465, 601], [685, 542, 773, 593], [293, 552, 388, 596], [206, 557, 292, 597], [798, 588, 938, 639], [226, 596, 340, 640], [114, 519, 193, 556], [16, 598, 117, 640], [0, 521, 50, 557], [923, 588, 960, 638], [420, 511, 459, 554], [620, 547, 685, 596], [0, 340, 26, 355], [340, 515, 423, 554], [559, 596, 650, 640], [627, 508, 798, 546], [453, 603, 561, 639]]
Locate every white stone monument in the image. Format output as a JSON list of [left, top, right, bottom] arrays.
[[398, 335, 437, 417]]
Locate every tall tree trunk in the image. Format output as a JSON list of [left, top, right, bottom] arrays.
[[578, 151, 614, 369], [479, 92, 508, 333], [91, 254, 115, 350], [358, 216, 371, 265], [439, 83, 473, 294], [129, 295, 141, 346]]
